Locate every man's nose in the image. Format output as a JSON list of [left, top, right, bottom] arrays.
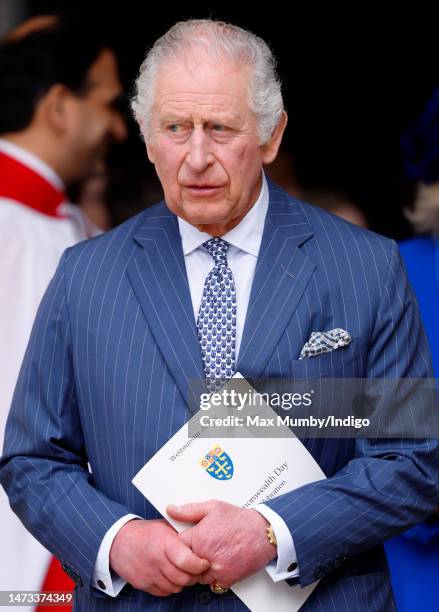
[[110, 112, 128, 143], [185, 129, 213, 172]]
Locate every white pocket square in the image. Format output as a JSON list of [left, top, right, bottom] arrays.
[[299, 328, 351, 359]]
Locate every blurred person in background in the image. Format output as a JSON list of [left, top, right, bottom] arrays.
[[266, 146, 368, 228], [384, 87, 439, 612], [69, 158, 112, 231], [299, 188, 368, 228], [0, 15, 126, 606]]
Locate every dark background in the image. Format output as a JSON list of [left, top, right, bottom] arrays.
[[24, 1, 439, 239]]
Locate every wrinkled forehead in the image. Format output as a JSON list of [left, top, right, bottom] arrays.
[[153, 55, 252, 111]]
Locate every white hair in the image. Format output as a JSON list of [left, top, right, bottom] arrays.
[[131, 19, 284, 144]]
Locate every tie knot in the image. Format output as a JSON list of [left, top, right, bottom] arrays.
[[202, 237, 230, 267]]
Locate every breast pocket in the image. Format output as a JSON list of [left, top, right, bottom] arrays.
[[289, 337, 361, 379]]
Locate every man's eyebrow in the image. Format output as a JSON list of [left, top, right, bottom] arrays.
[[159, 113, 243, 126]]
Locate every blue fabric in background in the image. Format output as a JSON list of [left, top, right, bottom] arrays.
[[385, 236, 439, 612]]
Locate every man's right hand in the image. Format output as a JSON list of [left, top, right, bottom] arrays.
[[109, 518, 210, 597]]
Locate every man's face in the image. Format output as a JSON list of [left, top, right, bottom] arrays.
[[146, 56, 285, 234], [65, 49, 127, 181]]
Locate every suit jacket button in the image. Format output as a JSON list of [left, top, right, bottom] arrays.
[[199, 590, 212, 604], [97, 580, 106, 590], [287, 562, 298, 572]]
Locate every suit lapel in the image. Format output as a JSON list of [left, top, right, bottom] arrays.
[[126, 205, 205, 411], [236, 181, 316, 378]]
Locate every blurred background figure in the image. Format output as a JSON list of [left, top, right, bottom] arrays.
[[0, 15, 126, 608], [266, 146, 368, 228], [0, 0, 27, 38], [299, 188, 368, 228], [69, 159, 112, 231], [384, 87, 439, 612]]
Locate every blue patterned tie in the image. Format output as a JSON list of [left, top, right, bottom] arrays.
[[197, 237, 237, 392]]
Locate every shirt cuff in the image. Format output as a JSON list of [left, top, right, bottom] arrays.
[[92, 513, 142, 597], [254, 504, 299, 582]]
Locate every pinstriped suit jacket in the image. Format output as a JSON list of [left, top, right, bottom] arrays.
[[1, 180, 438, 611]]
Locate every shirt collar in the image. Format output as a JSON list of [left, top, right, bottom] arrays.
[[0, 138, 65, 191], [178, 171, 269, 257]]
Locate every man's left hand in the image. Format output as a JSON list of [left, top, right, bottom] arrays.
[[167, 500, 277, 588]]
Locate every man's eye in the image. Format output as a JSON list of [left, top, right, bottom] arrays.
[[212, 124, 226, 132], [166, 123, 192, 135]]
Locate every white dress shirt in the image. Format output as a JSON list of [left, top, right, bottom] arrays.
[[93, 172, 299, 596]]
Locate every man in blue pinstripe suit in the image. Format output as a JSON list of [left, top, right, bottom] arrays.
[[1, 19, 439, 611]]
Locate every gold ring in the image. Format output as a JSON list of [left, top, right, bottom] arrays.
[[210, 582, 229, 595]]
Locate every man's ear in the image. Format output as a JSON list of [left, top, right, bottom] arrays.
[[146, 140, 155, 164], [145, 131, 155, 164], [42, 84, 72, 134], [261, 111, 288, 165]]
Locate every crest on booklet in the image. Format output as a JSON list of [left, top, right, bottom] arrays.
[[199, 445, 234, 480]]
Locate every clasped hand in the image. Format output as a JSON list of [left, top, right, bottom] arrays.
[[109, 500, 276, 597]]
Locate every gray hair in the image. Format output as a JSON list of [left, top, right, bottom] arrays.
[[131, 19, 284, 144], [405, 182, 439, 235]]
